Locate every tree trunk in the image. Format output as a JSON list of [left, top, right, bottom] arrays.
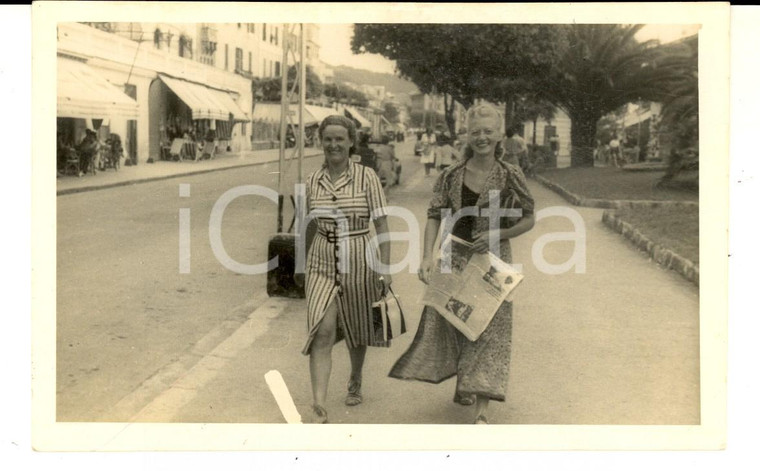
[[443, 93, 457, 138], [532, 118, 538, 146], [569, 109, 600, 168]]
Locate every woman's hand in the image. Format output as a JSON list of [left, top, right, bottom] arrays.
[[378, 273, 393, 293], [472, 230, 502, 254], [418, 257, 434, 284]]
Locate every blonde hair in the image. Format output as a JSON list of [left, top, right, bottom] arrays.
[[463, 103, 505, 160], [465, 103, 504, 132]]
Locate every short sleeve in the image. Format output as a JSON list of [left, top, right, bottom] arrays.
[[427, 171, 449, 220], [364, 167, 388, 218]]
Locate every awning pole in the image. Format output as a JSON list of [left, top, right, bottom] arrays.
[[277, 25, 290, 233], [298, 24, 305, 186]]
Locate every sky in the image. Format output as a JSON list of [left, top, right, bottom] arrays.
[[319, 24, 701, 75]]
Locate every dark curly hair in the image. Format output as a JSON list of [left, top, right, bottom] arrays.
[[318, 115, 357, 155]]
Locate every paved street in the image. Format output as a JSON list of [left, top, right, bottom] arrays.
[[56, 140, 699, 424]]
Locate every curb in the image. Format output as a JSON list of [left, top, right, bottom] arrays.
[[602, 210, 699, 286], [532, 174, 699, 209], [57, 151, 323, 196]]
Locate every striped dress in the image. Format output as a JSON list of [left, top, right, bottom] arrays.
[[302, 160, 389, 355]]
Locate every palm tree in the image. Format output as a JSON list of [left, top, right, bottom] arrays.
[[657, 36, 698, 181], [538, 24, 688, 167]]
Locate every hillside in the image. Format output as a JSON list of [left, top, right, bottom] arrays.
[[331, 65, 419, 95]]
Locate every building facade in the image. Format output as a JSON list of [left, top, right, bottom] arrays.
[[57, 22, 323, 166]]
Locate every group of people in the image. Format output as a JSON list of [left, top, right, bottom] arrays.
[[57, 129, 124, 178], [416, 125, 536, 177], [416, 128, 462, 176], [299, 103, 535, 425]]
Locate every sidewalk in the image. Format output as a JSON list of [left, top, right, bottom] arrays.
[[56, 147, 324, 195], [120, 169, 700, 426]]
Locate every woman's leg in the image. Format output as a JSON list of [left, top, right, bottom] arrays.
[[474, 395, 489, 424], [309, 301, 338, 409], [348, 345, 366, 382], [345, 344, 366, 406]]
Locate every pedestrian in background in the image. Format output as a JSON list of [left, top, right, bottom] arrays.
[[504, 127, 528, 169], [420, 128, 437, 176], [390, 103, 535, 425], [434, 134, 461, 172], [609, 135, 622, 167], [76, 129, 99, 177], [301, 115, 393, 424]]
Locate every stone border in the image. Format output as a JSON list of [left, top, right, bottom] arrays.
[[533, 174, 698, 209], [602, 210, 699, 286]]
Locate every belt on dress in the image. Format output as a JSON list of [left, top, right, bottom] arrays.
[[317, 228, 369, 243]]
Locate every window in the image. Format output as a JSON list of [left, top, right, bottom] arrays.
[[274, 27, 278, 46], [275, 61, 280, 77], [235, 47, 243, 71], [178, 35, 192, 59], [262, 59, 266, 77], [224, 44, 229, 70], [269, 60, 273, 77], [247, 23, 255, 34], [262, 23, 267, 41], [248, 51, 252, 72]]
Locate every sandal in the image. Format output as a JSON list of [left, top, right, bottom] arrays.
[[474, 415, 488, 425], [454, 393, 475, 406], [345, 378, 363, 406], [312, 404, 328, 424]]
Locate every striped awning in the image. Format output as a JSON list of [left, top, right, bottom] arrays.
[[343, 106, 372, 129], [305, 105, 337, 125], [253, 103, 325, 127], [159, 74, 249, 122], [57, 57, 139, 119]]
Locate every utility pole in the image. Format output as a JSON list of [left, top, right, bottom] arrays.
[[276, 24, 306, 233]]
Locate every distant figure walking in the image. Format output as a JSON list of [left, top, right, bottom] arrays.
[[504, 127, 528, 169], [420, 128, 437, 176], [434, 134, 461, 172], [609, 135, 622, 167]]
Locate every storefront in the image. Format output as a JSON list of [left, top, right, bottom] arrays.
[[56, 55, 139, 171], [148, 74, 250, 160]]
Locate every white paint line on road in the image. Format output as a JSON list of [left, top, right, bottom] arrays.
[[103, 293, 269, 422], [128, 297, 289, 423], [264, 370, 302, 424]]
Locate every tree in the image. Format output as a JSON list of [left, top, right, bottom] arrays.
[[656, 36, 698, 183], [352, 24, 565, 136], [511, 93, 557, 145], [253, 64, 323, 102], [383, 101, 400, 124], [323, 83, 369, 107], [534, 25, 689, 167]]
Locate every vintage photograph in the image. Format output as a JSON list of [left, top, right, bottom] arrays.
[[32, 2, 729, 452]]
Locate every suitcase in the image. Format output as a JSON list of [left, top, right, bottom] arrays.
[[266, 233, 306, 298]]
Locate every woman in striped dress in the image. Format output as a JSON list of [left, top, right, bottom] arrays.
[[302, 115, 392, 424]]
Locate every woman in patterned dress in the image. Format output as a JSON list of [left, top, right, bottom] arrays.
[[302, 115, 392, 424], [389, 104, 535, 424]]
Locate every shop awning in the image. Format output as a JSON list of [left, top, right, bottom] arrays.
[[252, 103, 322, 127], [159, 74, 250, 122], [343, 106, 372, 129], [57, 57, 139, 119], [305, 105, 336, 125]]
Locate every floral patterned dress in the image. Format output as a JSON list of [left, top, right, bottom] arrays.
[[389, 158, 534, 402]]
